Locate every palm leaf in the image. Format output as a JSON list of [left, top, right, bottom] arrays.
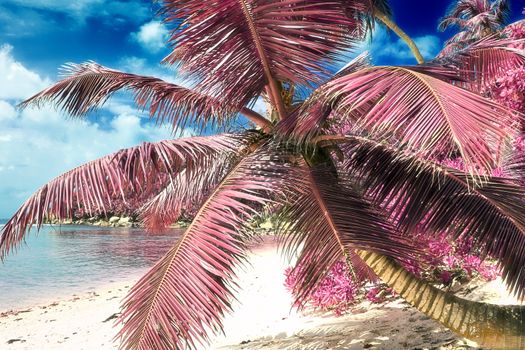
[[493, 0, 511, 24], [438, 16, 469, 32], [279, 158, 414, 304], [438, 0, 509, 33], [19, 62, 256, 131], [333, 51, 372, 80], [116, 142, 301, 350], [436, 39, 471, 59], [344, 0, 392, 37], [277, 51, 373, 139], [339, 135, 525, 299], [0, 134, 245, 260], [159, 0, 367, 112], [139, 157, 237, 232], [366, 0, 391, 17], [289, 65, 518, 174], [438, 37, 525, 89]]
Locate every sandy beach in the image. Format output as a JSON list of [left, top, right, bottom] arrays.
[[0, 237, 516, 350]]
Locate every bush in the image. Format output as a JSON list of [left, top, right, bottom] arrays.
[[284, 260, 358, 316], [285, 233, 500, 316]]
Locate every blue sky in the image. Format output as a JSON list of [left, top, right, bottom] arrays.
[[0, 0, 523, 218]]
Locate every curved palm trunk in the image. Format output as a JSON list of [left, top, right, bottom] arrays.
[[374, 11, 425, 64], [357, 250, 525, 350]]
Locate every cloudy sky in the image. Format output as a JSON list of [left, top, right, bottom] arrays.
[[0, 0, 523, 218]]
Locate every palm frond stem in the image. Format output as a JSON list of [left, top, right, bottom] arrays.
[[305, 162, 370, 285], [240, 107, 272, 131], [238, 0, 287, 120]]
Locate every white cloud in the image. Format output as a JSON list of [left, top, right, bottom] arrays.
[[252, 97, 269, 119], [2, 0, 150, 22], [352, 27, 441, 65], [118, 56, 186, 86], [0, 100, 16, 121], [0, 44, 51, 100], [0, 134, 13, 142], [131, 21, 169, 53], [4, 0, 102, 12], [0, 0, 152, 35], [0, 45, 194, 218]]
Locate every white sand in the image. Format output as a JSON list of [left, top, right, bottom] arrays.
[[0, 236, 512, 350]]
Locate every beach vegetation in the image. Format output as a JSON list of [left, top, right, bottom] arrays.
[[2, 1, 525, 349]]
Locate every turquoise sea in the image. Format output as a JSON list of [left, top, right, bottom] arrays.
[[0, 220, 181, 311]]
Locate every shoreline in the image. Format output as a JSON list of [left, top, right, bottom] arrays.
[[1, 237, 519, 349], [0, 273, 144, 317], [39, 217, 191, 229], [0, 279, 135, 349]]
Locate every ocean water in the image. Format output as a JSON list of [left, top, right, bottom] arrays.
[[0, 220, 182, 311]]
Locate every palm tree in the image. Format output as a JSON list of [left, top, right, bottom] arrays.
[[2, 1, 525, 349], [439, 0, 510, 48]]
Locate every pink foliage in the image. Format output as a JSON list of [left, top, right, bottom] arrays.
[[401, 232, 500, 286], [484, 21, 525, 118], [365, 286, 395, 303], [486, 67, 525, 116], [504, 20, 525, 40], [440, 157, 506, 177], [285, 232, 500, 316], [284, 261, 358, 316]]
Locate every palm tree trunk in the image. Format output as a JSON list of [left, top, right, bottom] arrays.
[[357, 250, 525, 350], [374, 11, 425, 64]]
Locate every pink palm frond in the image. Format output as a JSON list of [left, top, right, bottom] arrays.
[[0, 134, 246, 260], [366, 0, 391, 16], [278, 159, 415, 305], [340, 135, 525, 299], [347, 249, 379, 283], [493, 0, 511, 24], [116, 142, 302, 350], [159, 0, 368, 109], [333, 51, 373, 79], [19, 62, 252, 131], [284, 65, 518, 174], [444, 37, 525, 89], [139, 158, 237, 232]]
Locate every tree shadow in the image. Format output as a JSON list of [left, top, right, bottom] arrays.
[[215, 300, 484, 350]]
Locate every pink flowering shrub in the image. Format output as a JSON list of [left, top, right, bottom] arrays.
[[285, 232, 500, 316], [502, 20, 525, 50], [486, 67, 525, 117], [504, 20, 525, 40], [284, 261, 358, 316], [365, 286, 396, 303], [401, 232, 500, 286]]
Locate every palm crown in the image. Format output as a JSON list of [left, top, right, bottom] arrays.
[[439, 0, 510, 47], [2, 1, 525, 349]]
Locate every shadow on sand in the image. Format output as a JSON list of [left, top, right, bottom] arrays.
[[217, 301, 484, 350]]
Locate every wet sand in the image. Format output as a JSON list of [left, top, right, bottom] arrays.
[[1, 237, 517, 350]]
